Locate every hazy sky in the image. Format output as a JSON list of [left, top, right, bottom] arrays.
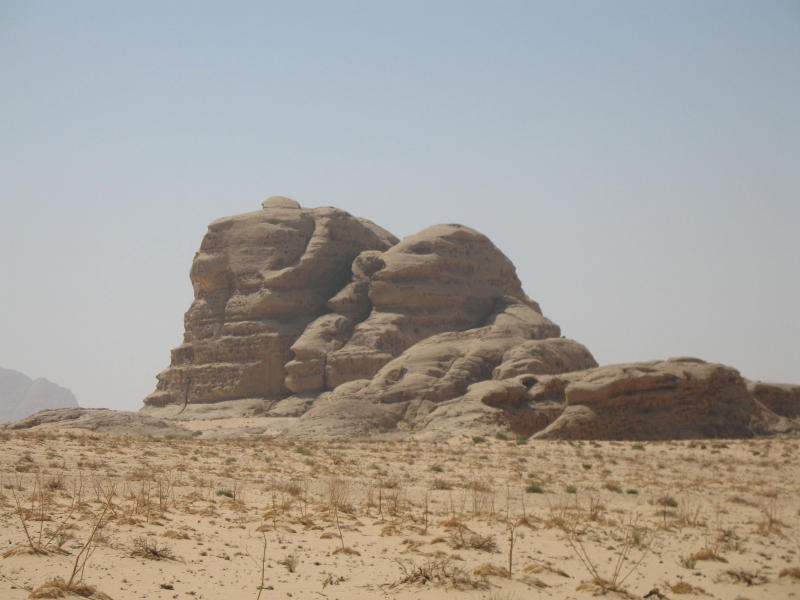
[[1, 1, 798, 411]]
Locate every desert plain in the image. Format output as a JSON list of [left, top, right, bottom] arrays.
[[1, 427, 798, 600]]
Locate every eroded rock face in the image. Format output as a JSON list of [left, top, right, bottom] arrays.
[[144, 198, 397, 407]]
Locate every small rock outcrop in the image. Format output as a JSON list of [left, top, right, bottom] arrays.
[[747, 381, 800, 419], [5, 408, 192, 437], [0, 367, 79, 424], [141, 198, 799, 440], [412, 358, 794, 441]]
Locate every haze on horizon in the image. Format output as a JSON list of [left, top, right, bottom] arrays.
[[1, 1, 798, 412]]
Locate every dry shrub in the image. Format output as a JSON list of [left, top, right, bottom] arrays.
[[431, 478, 453, 490], [755, 498, 784, 535], [280, 481, 304, 497], [586, 495, 605, 522], [390, 557, 487, 590], [602, 481, 622, 493], [326, 477, 352, 511], [779, 567, 800, 580], [447, 530, 498, 552], [676, 498, 704, 528], [468, 480, 492, 493], [130, 535, 176, 560], [332, 546, 361, 556], [718, 569, 767, 586]]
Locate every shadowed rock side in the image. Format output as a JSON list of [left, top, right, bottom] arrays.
[[747, 381, 800, 419], [143, 197, 398, 408]]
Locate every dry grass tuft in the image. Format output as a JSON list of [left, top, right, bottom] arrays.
[[4, 544, 53, 558], [575, 578, 639, 599], [523, 562, 570, 578], [332, 546, 361, 556], [28, 577, 113, 600], [472, 563, 509, 578], [669, 581, 707, 594], [779, 567, 800, 580], [520, 575, 550, 588], [690, 548, 727, 563], [161, 530, 189, 539]]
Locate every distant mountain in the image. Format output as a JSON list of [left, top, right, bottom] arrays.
[[0, 367, 79, 424]]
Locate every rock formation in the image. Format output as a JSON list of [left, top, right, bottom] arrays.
[[0, 367, 80, 424], [141, 197, 800, 440]]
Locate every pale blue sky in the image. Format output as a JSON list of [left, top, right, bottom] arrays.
[[1, 1, 798, 410]]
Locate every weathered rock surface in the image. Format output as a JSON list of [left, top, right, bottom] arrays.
[[0, 367, 79, 424], [289, 305, 585, 437], [324, 224, 549, 388], [5, 408, 192, 437], [144, 198, 397, 408], [139, 198, 799, 441]]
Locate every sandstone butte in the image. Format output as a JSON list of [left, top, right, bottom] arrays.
[[118, 196, 799, 441]]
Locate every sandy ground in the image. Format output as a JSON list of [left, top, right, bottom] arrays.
[[0, 429, 798, 600]]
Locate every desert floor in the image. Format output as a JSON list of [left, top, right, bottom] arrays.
[[1, 429, 798, 600]]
